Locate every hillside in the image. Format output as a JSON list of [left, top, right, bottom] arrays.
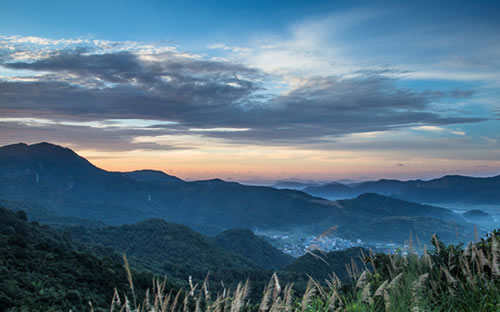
[[214, 229, 294, 270], [303, 174, 500, 204], [67, 219, 263, 282], [338, 193, 464, 221], [0, 205, 168, 311], [332, 193, 472, 243], [0, 199, 105, 228]]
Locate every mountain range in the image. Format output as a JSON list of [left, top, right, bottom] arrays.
[[0, 142, 479, 243], [302, 175, 500, 204]]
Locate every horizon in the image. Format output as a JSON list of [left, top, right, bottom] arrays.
[[2, 141, 499, 185], [1, 1, 500, 181]]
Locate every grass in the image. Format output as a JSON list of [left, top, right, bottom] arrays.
[[103, 230, 499, 312]]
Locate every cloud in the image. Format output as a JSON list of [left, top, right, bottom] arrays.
[[412, 126, 446, 132], [207, 43, 251, 54], [0, 33, 490, 156], [0, 47, 485, 147], [412, 126, 466, 136]]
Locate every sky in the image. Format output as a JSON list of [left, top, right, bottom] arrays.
[[1, 0, 499, 183]]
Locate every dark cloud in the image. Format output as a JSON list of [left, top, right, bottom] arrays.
[[0, 121, 188, 152], [4, 50, 259, 86], [0, 51, 486, 146]]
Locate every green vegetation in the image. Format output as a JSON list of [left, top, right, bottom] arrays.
[[214, 229, 294, 270], [67, 219, 261, 283], [0, 206, 177, 311]]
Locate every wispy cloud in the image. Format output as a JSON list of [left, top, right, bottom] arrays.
[[412, 126, 466, 136]]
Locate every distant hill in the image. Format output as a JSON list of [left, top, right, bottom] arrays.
[[303, 175, 500, 204], [272, 180, 320, 190], [302, 182, 354, 199], [0, 205, 167, 311], [332, 193, 472, 243], [122, 169, 184, 184], [214, 229, 294, 270], [462, 209, 495, 224], [338, 193, 463, 221]]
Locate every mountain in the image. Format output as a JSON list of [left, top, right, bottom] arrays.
[[303, 175, 500, 204], [338, 193, 463, 221], [67, 219, 262, 282], [329, 193, 472, 243], [0, 205, 169, 311], [272, 180, 320, 190], [214, 229, 294, 270], [0, 142, 337, 231], [302, 182, 355, 199]]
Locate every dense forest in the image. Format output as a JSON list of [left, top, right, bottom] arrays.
[[0, 206, 177, 311]]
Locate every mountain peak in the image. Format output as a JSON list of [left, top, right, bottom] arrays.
[[31, 142, 59, 148], [193, 178, 229, 184], [0, 142, 102, 175], [123, 169, 183, 183], [1, 142, 74, 156], [29, 142, 76, 155]]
